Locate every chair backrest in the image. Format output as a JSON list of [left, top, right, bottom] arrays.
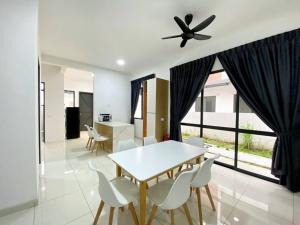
[[185, 136, 204, 148], [191, 154, 220, 187], [143, 136, 158, 146], [91, 127, 100, 137], [88, 161, 123, 207], [159, 165, 199, 210], [84, 124, 93, 137], [118, 139, 137, 152]]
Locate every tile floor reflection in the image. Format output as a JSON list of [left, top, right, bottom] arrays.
[[0, 132, 298, 225]]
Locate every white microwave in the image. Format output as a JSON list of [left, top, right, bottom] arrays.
[[98, 114, 112, 122]]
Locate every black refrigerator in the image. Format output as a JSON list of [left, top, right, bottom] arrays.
[[66, 107, 80, 139]]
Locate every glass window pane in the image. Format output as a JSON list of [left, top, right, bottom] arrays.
[[238, 133, 277, 179], [181, 125, 200, 140], [134, 92, 142, 118], [40, 91, 44, 106], [235, 95, 273, 132], [203, 71, 236, 127], [203, 128, 235, 166], [182, 93, 201, 124]]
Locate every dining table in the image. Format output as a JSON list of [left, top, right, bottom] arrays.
[[108, 140, 207, 225]]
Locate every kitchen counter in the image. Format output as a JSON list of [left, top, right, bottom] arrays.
[[94, 121, 134, 152], [95, 121, 132, 127]]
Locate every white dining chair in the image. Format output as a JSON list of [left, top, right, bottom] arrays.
[[84, 124, 94, 150], [178, 137, 206, 173], [146, 166, 199, 225], [185, 137, 205, 165], [88, 162, 139, 225], [143, 136, 157, 146], [92, 128, 109, 153], [118, 139, 137, 180], [190, 154, 220, 225]]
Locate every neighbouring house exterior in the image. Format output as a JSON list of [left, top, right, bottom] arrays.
[[181, 72, 276, 150]]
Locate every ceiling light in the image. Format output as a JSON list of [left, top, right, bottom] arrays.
[[234, 217, 239, 222], [116, 59, 125, 66]]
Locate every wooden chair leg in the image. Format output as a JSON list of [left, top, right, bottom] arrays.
[[89, 139, 93, 150], [196, 188, 203, 225], [156, 177, 159, 184], [177, 165, 183, 173], [146, 205, 158, 225], [92, 142, 97, 152], [86, 138, 90, 148], [93, 200, 104, 225], [205, 184, 216, 211], [170, 210, 175, 225], [167, 172, 171, 179], [182, 203, 193, 225], [108, 207, 115, 225], [128, 203, 139, 225]]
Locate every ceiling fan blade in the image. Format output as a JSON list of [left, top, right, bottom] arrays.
[[193, 33, 212, 40], [180, 39, 187, 48], [184, 14, 193, 26], [192, 15, 216, 32], [174, 16, 190, 33], [162, 34, 182, 40]]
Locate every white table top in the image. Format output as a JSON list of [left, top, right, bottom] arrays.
[[108, 140, 206, 182]]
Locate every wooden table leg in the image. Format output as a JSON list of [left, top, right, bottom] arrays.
[[140, 181, 147, 225], [116, 165, 122, 177]]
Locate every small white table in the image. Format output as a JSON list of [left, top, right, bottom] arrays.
[[108, 140, 206, 225]]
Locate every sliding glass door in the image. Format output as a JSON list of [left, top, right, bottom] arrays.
[[181, 70, 278, 182]]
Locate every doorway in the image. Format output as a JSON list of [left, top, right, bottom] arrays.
[[40, 82, 45, 142], [64, 90, 75, 108], [79, 92, 93, 131]]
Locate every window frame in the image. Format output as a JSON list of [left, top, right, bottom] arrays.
[[134, 86, 144, 120], [181, 69, 278, 183]]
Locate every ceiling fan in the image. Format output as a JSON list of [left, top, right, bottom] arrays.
[[162, 14, 216, 48]]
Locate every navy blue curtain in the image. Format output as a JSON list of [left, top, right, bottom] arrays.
[[130, 74, 155, 124], [170, 55, 216, 141], [218, 28, 300, 192]]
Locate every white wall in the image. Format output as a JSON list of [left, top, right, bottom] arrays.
[[64, 68, 94, 107], [0, 0, 38, 212], [93, 70, 131, 122], [41, 64, 65, 142], [41, 55, 131, 124]]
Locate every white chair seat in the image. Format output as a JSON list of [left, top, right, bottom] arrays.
[[89, 162, 140, 225], [146, 168, 198, 225], [147, 179, 174, 206], [110, 177, 139, 205], [94, 135, 109, 142]]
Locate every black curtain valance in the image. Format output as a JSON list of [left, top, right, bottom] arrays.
[[170, 55, 216, 141], [130, 74, 155, 124], [217, 28, 300, 191]]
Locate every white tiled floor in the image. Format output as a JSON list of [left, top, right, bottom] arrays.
[[0, 132, 299, 225]]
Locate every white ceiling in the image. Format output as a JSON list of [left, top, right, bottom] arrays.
[[64, 68, 94, 81], [39, 0, 300, 75]]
